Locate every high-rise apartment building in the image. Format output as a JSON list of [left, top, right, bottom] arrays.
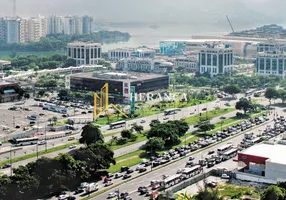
[[6, 18, 21, 43], [199, 43, 233, 77], [82, 15, 94, 34], [47, 15, 63, 34], [0, 17, 7, 41]]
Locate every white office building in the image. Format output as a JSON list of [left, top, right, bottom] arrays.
[[116, 58, 173, 74], [175, 56, 198, 73], [67, 42, 101, 66], [199, 43, 233, 77], [256, 51, 286, 77], [108, 48, 135, 61], [108, 47, 156, 61]]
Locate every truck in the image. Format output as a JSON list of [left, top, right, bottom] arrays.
[[85, 183, 98, 193]]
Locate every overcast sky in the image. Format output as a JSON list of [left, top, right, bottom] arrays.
[[1, 0, 285, 24]]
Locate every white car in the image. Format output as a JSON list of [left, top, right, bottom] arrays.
[[114, 173, 123, 178], [108, 192, 117, 199], [58, 194, 67, 200], [221, 173, 230, 179], [69, 145, 77, 149], [136, 165, 144, 171], [38, 140, 46, 145]]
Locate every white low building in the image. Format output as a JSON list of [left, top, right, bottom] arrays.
[[175, 56, 198, 73], [236, 143, 286, 184]]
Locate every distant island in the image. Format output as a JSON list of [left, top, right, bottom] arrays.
[[228, 24, 286, 39], [0, 31, 131, 52]]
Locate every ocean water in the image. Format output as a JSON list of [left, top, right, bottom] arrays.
[[101, 23, 230, 52]]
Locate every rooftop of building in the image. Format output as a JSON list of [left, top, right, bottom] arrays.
[[70, 72, 168, 82], [242, 143, 286, 165], [0, 81, 18, 87], [257, 51, 286, 56], [160, 38, 260, 44], [0, 60, 11, 65], [67, 42, 101, 47]]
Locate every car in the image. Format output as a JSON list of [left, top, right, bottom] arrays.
[[136, 165, 144, 171], [221, 174, 230, 179], [2, 164, 11, 169], [121, 166, 129, 172], [67, 196, 76, 200], [207, 181, 218, 188], [104, 177, 111, 183], [138, 186, 147, 192], [38, 140, 46, 145], [126, 169, 134, 174], [138, 167, 147, 173], [81, 111, 87, 114], [163, 117, 169, 120], [68, 137, 75, 141], [58, 195, 67, 200], [123, 174, 131, 179], [107, 192, 118, 199], [202, 108, 207, 111], [69, 145, 77, 149], [120, 192, 129, 199], [151, 184, 160, 190], [105, 181, 113, 187], [114, 173, 123, 178], [74, 187, 84, 194], [140, 187, 148, 195], [188, 156, 195, 161], [124, 197, 132, 200]]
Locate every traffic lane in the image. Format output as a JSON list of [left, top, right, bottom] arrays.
[[93, 120, 274, 200], [0, 133, 82, 162], [129, 161, 238, 200]]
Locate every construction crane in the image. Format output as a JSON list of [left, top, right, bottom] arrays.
[[226, 15, 235, 33]]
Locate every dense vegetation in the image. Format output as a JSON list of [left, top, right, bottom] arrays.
[[0, 123, 115, 199], [175, 74, 284, 89], [0, 31, 131, 52]]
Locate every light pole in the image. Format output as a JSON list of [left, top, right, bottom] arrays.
[[45, 123, 47, 152], [10, 145, 12, 176]]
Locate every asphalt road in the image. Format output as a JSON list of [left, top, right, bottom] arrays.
[[92, 116, 277, 200]]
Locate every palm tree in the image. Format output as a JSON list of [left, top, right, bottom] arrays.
[[174, 191, 192, 200]]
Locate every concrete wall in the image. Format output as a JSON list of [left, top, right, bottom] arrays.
[[236, 171, 276, 184], [266, 161, 286, 182]]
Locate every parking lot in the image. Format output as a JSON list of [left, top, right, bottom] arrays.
[[0, 99, 90, 138]]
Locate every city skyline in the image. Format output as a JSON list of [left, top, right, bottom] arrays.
[[0, 0, 285, 25]]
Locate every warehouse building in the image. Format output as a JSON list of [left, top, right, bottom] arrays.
[[65, 72, 169, 103], [236, 143, 286, 184]]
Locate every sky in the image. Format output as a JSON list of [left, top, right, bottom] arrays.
[[1, 0, 286, 25]]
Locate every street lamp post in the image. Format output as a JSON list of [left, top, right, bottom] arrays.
[[10, 145, 12, 176]]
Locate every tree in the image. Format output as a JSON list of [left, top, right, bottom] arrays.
[[223, 85, 241, 96], [265, 87, 280, 103], [132, 124, 144, 134], [75, 142, 116, 171], [147, 122, 180, 146], [235, 98, 253, 115], [63, 58, 76, 67], [58, 89, 69, 100], [198, 121, 215, 133], [174, 191, 192, 200], [50, 116, 57, 126], [121, 129, 132, 139], [79, 122, 104, 145], [278, 89, 286, 104], [149, 119, 160, 127], [145, 137, 165, 153], [195, 181, 222, 200], [38, 90, 45, 97], [261, 185, 285, 200], [168, 120, 189, 137]]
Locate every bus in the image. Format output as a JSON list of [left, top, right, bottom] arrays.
[[109, 121, 126, 129], [164, 108, 180, 116], [160, 174, 182, 189], [222, 148, 238, 161], [182, 165, 202, 179], [12, 137, 39, 146], [217, 143, 233, 155], [250, 137, 261, 145]]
